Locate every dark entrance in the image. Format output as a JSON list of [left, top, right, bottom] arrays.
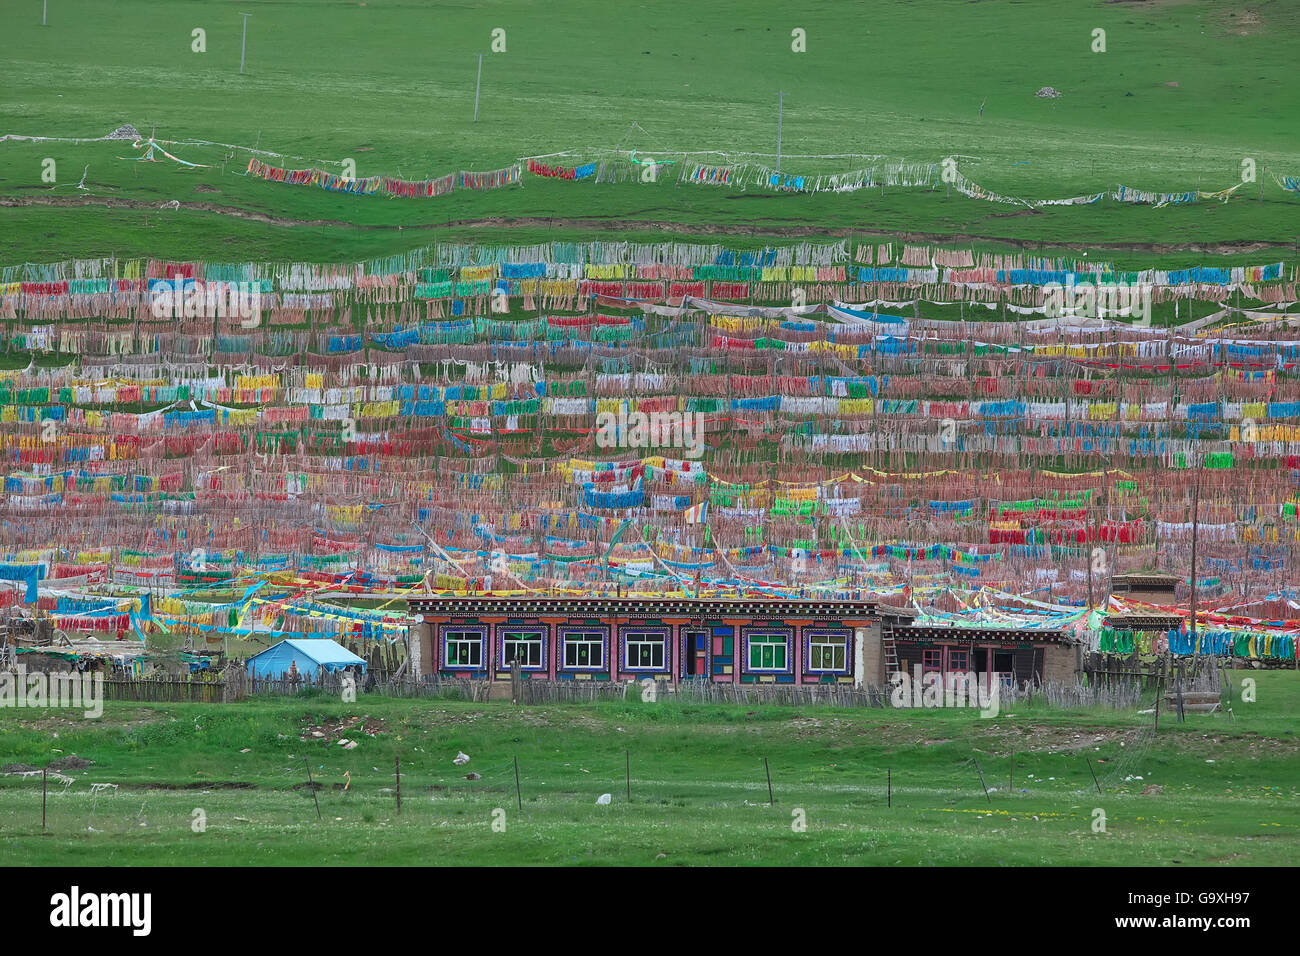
[[683, 629, 707, 677]]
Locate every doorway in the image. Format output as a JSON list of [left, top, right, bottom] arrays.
[[683, 629, 707, 677]]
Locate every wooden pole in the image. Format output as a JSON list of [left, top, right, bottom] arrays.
[[974, 757, 991, 803], [305, 757, 322, 820], [1190, 462, 1201, 661], [42, 768, 47, 831], [239, 13, 251, 74], [625, 750, 630, 802], [395, 756, 401, 815], [764, 757, 774, 805], [1086, 528, 1094, 611], [887, 768, 891, 808], [1154, 677, 1162, 732], [1086, 756, 1103, 795], [474, 54, 484, 122], [513, 755, 522, 811], [776, 91, 784, 175], [1176, 662, 1186, 723]]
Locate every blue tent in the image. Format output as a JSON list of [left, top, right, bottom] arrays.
[[246, 638, 367, 679]]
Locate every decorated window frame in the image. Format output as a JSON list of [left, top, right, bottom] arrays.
[[805, 629, 849, 673], [622, 626, 670, 671], [744, 628, 792, 673], [441, 626, 486, 670], [560, 627, 607, 670], [500, 627, 546, 670]]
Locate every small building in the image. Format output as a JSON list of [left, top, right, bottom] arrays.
[[246, 638, 367, 679], [884, 619, 1078, 691], [1098, 608, 1184, 657], [405, 596, 1078, 687], [1109, 572, 1180, 606]]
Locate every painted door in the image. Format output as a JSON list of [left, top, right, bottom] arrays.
[[682, 629, 708, 678]]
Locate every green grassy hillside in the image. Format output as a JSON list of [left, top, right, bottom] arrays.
[[2, 0, 1298, 261]]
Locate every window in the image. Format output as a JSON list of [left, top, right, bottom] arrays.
[[947, 648, 969, 673], [443, 629, 483, 668], [808, 635, 847, 671], [625, 631, 666, 670], [921, 649, 943, 673], [562, 631, 604, 669], [501, 630, 543, 668], [748, 632, 788, 671]]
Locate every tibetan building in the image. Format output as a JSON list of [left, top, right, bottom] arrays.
[[405, 595, 1080, 687]]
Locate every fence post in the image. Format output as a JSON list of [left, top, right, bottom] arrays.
[[305, 757, 322, 821], [974, 757, 991, 803], [1154, 677, 1162, 732], [1175, 661, 1186, 722]]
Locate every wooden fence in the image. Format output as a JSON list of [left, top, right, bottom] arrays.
[[101, 676, 228, 703], [1082, 652, 1219, 693], [659, 680, 887, 708], [85, 664, 1219, 711], [227, 670, 490, 701]]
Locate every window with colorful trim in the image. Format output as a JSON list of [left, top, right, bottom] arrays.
[[501, 629, 543, 668], [624, 631, 667, 670], [443, 629, 484, 669], [747, 632, 788, 671], [921, 648, 943, 673], [808, 633, 847, 671], [947, 648, 970, 673], [562, 630, 604, 669]]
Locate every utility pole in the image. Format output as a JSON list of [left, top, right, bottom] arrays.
[[1086, 528, 1094, 611], [474, 54, 484, 122], [1189, 460, 1202, 658], [239, 13, 252, 74], [776, 91, 784, 175]]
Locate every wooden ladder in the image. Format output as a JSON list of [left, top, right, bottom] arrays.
[[883, 631, 901, 683]]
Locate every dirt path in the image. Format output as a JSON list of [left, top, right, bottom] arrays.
[[1, 194, 1291, 256]]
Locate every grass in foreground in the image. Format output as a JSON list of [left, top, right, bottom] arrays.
[[1, 671, 1296, 865]]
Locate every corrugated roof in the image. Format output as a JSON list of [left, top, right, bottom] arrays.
[[259, 638, 365, 666]]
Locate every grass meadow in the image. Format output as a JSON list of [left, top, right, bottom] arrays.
[[1, 670, 1297, 866], [2, 0, 1299, 261]]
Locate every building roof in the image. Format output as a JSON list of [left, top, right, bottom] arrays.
[[1105, 612, 1183, 629], [250, 638, 365, 666], [888, 620, 1070, 643], [407, 594, 898, 620], [1110, 573, 1181, 589]]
